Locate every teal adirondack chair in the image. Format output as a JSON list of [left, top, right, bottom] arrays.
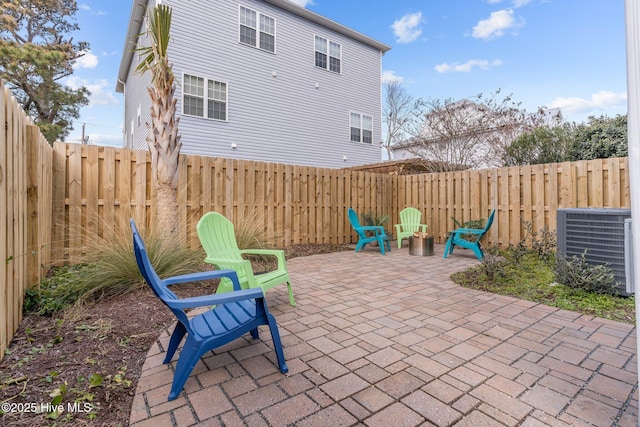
[[443, 209, 496, 261], [196, 212, 295, 306], [348, 208, 391, 255], [394, 207, 428, 248]]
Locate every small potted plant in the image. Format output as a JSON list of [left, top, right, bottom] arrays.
[[361, 211, 390, 242]]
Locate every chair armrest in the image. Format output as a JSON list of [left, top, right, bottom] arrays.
[[163, 269, 239, 286], [240, 249, 287, 270], [361, 225, 385, 234], [240, 248, 284, 256], [163, 269, 242, 291], [361, 225, 383, 230], [453, 227, 484, 234], [166, 288, 264, 309]]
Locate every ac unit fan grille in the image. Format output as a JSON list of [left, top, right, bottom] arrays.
[[557, 208, 631, 296]]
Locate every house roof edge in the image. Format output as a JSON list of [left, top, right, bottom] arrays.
[[115, 0, 391, 93], [116, 0, 149, 93], [263, 0, 391, 53]]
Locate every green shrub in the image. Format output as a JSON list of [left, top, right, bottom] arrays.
[[555, 251, 619, 296], [479, 246, 506, 281], [451, 216, 484, 230], [523, 221, 556, 261], [449, 215, 487, 242], [361, 211, 390, 237], [361, 211, 389, 228], [24, 265, 88, 315], [512, 220, 557, 263]]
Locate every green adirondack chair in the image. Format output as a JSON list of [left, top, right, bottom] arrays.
[[196, 212, 296, 306], [394, 207, 428, 248]]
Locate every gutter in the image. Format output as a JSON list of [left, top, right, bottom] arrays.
[[262, 0, 391, 53], [115, 0, 149, 93]]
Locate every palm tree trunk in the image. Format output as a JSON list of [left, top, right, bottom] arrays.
[[136, 4, 181, 238], [146, 79, 181, 237]]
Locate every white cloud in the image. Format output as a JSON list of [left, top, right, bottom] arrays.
[[487, 0, 533, 7], [65, 77, 120, 107], [382, 70, 404, 83], [391, 12, 423, 44], [512, 0, 534, 7], [548, 90, 627, 115], [78, 3, 105, 15], [435, 59, 502, 73], [472, 9, 523, 40], [288, 0, 313, 7], [73, 50, 98, 69]]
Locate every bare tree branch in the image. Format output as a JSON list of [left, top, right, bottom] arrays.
[[401, 91, 551, 171], [382, 80, 423, 160]]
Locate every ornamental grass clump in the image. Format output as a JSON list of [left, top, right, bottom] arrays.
[[233, 209, 275, 250], [26, 215, 203, 316]]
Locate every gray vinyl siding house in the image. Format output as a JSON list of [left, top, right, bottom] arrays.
[[116, 0, 391, 168]]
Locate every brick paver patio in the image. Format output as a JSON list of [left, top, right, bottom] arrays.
[[130, 245, 638, 426]]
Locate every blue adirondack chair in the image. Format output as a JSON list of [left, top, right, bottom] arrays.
[[443, 209, 496, 261], [130, 219, 288, 401], [348, 208, 391, 255]]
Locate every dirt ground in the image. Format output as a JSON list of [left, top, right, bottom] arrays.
[[0, 243, 351, 426]]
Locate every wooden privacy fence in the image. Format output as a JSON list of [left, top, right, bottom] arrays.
[[394, 158, 630, 248], [1, 81, 53, 360], [50, 142, 395, 259], [51, 143, 630, 262]]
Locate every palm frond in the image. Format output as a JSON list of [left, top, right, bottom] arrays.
[[134, 4, 174, 89]]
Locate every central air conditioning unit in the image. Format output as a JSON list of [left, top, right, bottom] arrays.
[[556, 208, 632, 296]]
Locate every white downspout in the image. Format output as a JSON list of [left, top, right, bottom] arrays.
[[117, 78, 127, 148], [624, 5, 640, 427]]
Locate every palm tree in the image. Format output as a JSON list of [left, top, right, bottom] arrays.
[[135, 4, 181, 236]]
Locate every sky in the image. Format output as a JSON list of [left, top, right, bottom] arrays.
[[67, 0, 628, 148]]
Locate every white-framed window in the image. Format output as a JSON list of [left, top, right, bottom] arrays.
[[350, 112, 373, 144], [183, 74, 227, 121], [315, 36, 341, 73], [239, 6, 275, 53]]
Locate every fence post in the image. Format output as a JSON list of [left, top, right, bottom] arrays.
[[51, 142, 67, 264], [26, 125, 43, 287]]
